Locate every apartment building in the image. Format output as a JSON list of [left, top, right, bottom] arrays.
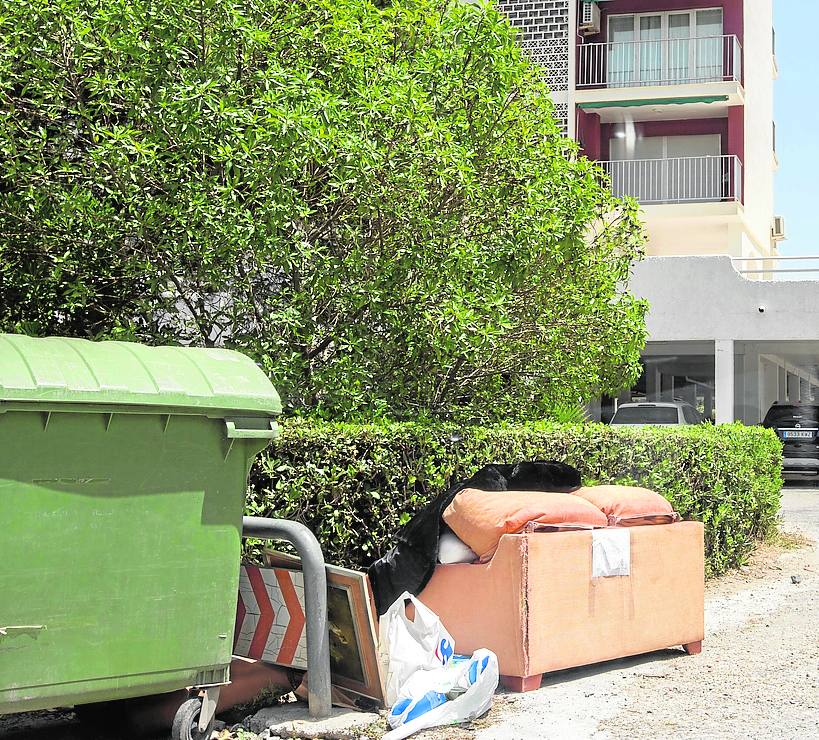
[[499, 1, 817, 427], [498, 0, 781, 259]]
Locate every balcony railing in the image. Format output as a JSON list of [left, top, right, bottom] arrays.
[[578, 35, 741, 89], [603, 155, 742, 205], [733, 256, 819, 279]]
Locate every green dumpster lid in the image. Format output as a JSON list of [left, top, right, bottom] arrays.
[[0, 335, 282, 416]]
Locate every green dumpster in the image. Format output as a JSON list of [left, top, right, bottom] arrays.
[[0, 335, 281, 730]]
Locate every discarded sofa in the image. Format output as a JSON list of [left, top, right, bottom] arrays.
[[417, 521, 705, 691], [368, 461, 582, 614]]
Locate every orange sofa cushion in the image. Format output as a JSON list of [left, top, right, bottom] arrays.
[[443, 488, 607, 561], [572, 485, 678, 526]]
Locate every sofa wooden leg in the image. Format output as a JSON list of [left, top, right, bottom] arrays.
[[683, 640, 702, 655], [500, 674, 543, 692]]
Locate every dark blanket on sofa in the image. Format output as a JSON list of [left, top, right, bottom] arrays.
[[367, 461, 581, 615]]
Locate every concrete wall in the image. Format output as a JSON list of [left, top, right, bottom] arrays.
[[639, 208, 744, 257], [632, 256, 819, 423], [631, 255, 819, 342]]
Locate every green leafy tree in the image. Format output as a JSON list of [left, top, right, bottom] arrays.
[[0, 0, 646, 421]]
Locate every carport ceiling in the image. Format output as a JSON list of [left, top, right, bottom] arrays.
[[644, 356, 715, 377]]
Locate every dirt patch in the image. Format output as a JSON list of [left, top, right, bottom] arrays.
[[703, 530, 811, 602]]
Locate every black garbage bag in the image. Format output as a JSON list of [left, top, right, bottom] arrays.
[[367, 461, 581, 615]]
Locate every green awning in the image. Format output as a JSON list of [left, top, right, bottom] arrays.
[[579, 95, 729, 110]]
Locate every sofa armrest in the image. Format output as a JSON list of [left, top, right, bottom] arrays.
[[417, 534, 530, 676]]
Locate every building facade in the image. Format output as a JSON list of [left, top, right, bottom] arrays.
[[500, 1, 811, 426], [500, 0, 781, 259], [632, 256, 819, 426]]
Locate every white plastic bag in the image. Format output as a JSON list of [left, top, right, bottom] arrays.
[[383, 649, 499, 740], [378, 592, 456, 706]]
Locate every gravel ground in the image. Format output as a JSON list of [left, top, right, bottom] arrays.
[[2, 490, 817, 740]]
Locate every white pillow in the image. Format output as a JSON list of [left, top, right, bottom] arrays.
[[437, 531, 478, 564]]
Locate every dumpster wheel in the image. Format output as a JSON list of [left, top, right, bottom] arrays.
[[172, 697, 214, 740]]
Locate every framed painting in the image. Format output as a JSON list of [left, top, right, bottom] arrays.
[[234, 553, 382, 705]]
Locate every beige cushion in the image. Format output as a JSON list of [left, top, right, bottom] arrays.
[[572, 485, 678, 526], [443, 488, 607, 561]]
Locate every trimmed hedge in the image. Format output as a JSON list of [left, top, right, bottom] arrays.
[[246, 420, 783, 577]]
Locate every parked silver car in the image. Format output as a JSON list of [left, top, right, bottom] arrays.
[[610, 401, 704, 426]]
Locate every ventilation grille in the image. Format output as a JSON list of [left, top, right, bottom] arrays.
[[552, 102, 569, 133], [498, 0, 571, 93]]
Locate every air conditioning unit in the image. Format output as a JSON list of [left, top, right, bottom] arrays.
[[579, 1, 601, 35], [772, 215, 786, 241]]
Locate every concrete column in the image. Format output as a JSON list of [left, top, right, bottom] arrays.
[[759, 358, 780, 422], [787, 372, 800, 401], [733, 351, 746, 422], [715, 340, 735, 424], [662, 374, 675, 401], [646, 366, 662, 401], [703, 388, 714, 422], [743, 349, 760, 423]]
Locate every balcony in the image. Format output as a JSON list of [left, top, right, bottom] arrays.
[[578, 35, 742, 89], [603, 155, 742, 205]]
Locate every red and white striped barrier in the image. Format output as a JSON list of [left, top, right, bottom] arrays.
[[234, 565, 308, 667]]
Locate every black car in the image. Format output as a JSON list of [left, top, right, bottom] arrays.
[[762, 402, 819, 480]]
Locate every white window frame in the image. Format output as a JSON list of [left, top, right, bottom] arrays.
[[609, 134, 722, 162], [607, 8, 724, 42], [607, 8, 724, 86]]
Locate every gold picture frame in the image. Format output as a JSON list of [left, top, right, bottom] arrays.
[[255, 550, 383, 704]]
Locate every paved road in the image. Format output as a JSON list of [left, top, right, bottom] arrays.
[[782, 486, 819, 531]]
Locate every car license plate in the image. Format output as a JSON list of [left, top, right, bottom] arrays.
[[783, 430, 814, 440]]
